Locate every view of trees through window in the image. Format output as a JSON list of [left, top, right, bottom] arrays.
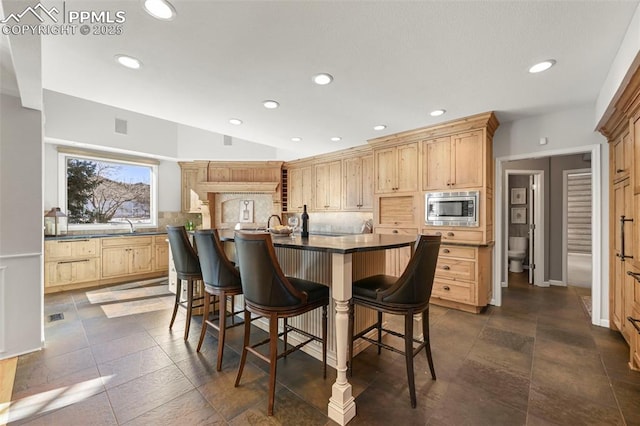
[[66, 156, 152, 225]]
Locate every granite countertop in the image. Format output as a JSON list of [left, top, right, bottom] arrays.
[[218, 230, 416, 254], [44, 231, 167, 241]]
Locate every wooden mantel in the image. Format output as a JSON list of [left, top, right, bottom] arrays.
[[195, 181, 280, 200]]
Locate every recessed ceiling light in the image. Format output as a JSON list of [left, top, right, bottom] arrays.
[[143, 0, 176, 20], [229, 118, 243, 125], [373, 125, 387, 131], [114, 54, 142, 70], [331, 137, 342, 142], [263, 100, 280, 109], [529, 60, 556, 74], [291, 137, 302, 142], [430, 109, 446, 117], [313, 73, 333, 85]]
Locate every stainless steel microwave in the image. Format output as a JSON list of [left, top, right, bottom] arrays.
[[425, 191, 479, 227]]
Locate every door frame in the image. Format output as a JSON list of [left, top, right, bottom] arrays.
[[503, 170, 545, 288], [562, 168, 592, 286], [493, 144, 603, 327]]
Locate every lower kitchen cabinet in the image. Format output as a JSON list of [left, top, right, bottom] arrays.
[[430, 244, 492, 313], [44, 233, 169, 293]]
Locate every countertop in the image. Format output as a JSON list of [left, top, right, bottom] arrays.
[[44, 231, 167, 241], [217, 230, 416, 254]]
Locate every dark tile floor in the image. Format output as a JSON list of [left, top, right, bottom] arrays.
[[7, 273, 640, 425]]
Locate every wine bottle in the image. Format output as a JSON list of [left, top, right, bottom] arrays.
[[301, 204, 309, 238]]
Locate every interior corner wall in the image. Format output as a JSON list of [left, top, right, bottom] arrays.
[[0, 94, 43, 359], [176, 124, 278, 160]]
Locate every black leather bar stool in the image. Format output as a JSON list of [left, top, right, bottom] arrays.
[[194, 229, 246, 371], [348, 234, 441, 408], [233, 231, 329, 416], [166, 225, 205, 340]]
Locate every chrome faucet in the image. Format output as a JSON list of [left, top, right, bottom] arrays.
[[267, 215, 282, 229], [125, 219, 135, 233]]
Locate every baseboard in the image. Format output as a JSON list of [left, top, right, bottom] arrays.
[[598, 319, 610, 328], [548, 279, 565, 287], [538, 281, 551, 288]]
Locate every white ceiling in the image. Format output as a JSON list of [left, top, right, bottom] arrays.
[[40, 0, 639, 157]]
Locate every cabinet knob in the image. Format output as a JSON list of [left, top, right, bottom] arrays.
[[627, 271, 640, 283], [443, 286, 450, 291], [393, 230, 399, 234], [616, 169, 624, 173], [442, 265, 450, 271], [443, 248, 450, 254], [447, 232, 455, 237]]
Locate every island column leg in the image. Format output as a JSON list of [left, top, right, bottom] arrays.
[[328, 252, 356, 425]]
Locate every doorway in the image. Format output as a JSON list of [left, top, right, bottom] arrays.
[[504, 170, 545, 288], [493, 145, 603, 326]]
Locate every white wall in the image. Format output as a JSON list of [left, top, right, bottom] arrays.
[[177, 124, 278, 160], [0, 93, 43, 359], [494, 104, 609, 326]]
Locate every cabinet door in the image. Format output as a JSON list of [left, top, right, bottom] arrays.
[[422, 136, 451, 190], [613, 131, 631, 182], [181, 165, 207, 213], [73, 258, 100, 283], [288, 167, 313, 212], [208, 165, 230, 182], [131, 245, 153, 274], [360, 155, 374, 210], [155, 242, 169, 271], [612, 179, 633, 333], [327, 160, 342, 210], [374, 147, 397, 193], [102, 247, 130, 278], [343, 157, 362, 210], [452, 131, 483, 189], [315, 163, 330, 210], [634, 115, 640, 194], [396, 143, 418, 192], [45, 261, 73, 287]]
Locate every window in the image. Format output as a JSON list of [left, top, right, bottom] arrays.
[[59, 151, 158, 229]]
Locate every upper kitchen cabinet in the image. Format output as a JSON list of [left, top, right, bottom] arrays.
[[343, 155, 373, 211], [612, 130, 632, 183], [373, 142, 418, 193], [314, 160, 342, 211], [179, 161, 208, 213], [422, 130, 485, 191], [287, 166, 314, 212]]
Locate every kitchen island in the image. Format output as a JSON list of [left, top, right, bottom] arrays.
[[218, 231, 416, 425]]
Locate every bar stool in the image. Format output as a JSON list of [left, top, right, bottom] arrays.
[[193, 229, 245, 371], [233, 231, 329, 416], [166, 225, 204, 340], [348, 234, 441, 408]]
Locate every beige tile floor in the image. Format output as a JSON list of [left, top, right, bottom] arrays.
[[6, 273, 640, 425]]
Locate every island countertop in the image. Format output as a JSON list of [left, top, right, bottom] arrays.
[[217, 230, 416, 254]]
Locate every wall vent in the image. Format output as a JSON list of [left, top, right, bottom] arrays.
[[115, 118, 128, 135], [223, 135, 233, 146]]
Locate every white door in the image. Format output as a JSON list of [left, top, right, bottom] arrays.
[[528, 175, 535, 284]]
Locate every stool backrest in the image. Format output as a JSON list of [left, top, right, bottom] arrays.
[[378, 234, 441, 306], [166, 225, 200, 276], [234, 232, 307, 309], [194, 229, 240, 289]]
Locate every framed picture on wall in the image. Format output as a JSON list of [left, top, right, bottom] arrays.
[[511, 187, 526, 205], [511, 207, 527, 224]]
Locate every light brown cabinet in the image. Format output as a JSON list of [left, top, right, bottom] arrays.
[[612, 179, 634, 337], [373, 143, 418, 193], [288, 166, 314, 212], [314, 160, 342, 211], [343, 155, 373, 211], [154, 235, 169, 271], [612, 131, 632, 183], [101, 236, 154, 278], [44, 239, 101, 289], [179, 161, 208, 213], [422, 130, 484, 191]]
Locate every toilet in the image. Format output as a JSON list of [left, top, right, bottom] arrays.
[[508, 236, 528, 273]]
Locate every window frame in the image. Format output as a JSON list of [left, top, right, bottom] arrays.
[[58, 151, 159, 231]]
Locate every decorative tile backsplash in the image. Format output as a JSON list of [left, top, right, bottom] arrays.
[[215, 193, 275, 229]]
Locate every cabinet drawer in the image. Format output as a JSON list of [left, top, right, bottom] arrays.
[[423, 228, 483, 244], [102, 236, 153, 247], [45, 258, 100, 287], [439, 245, 476, 259], [431, 279, 474, 304], [154, 235, 168, 245], [435, 258, 475, 281], [375, 227, 418, 236], [45, 239, 99, 260]]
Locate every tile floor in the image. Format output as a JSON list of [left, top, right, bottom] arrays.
[[6, 273, 640, 425]]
